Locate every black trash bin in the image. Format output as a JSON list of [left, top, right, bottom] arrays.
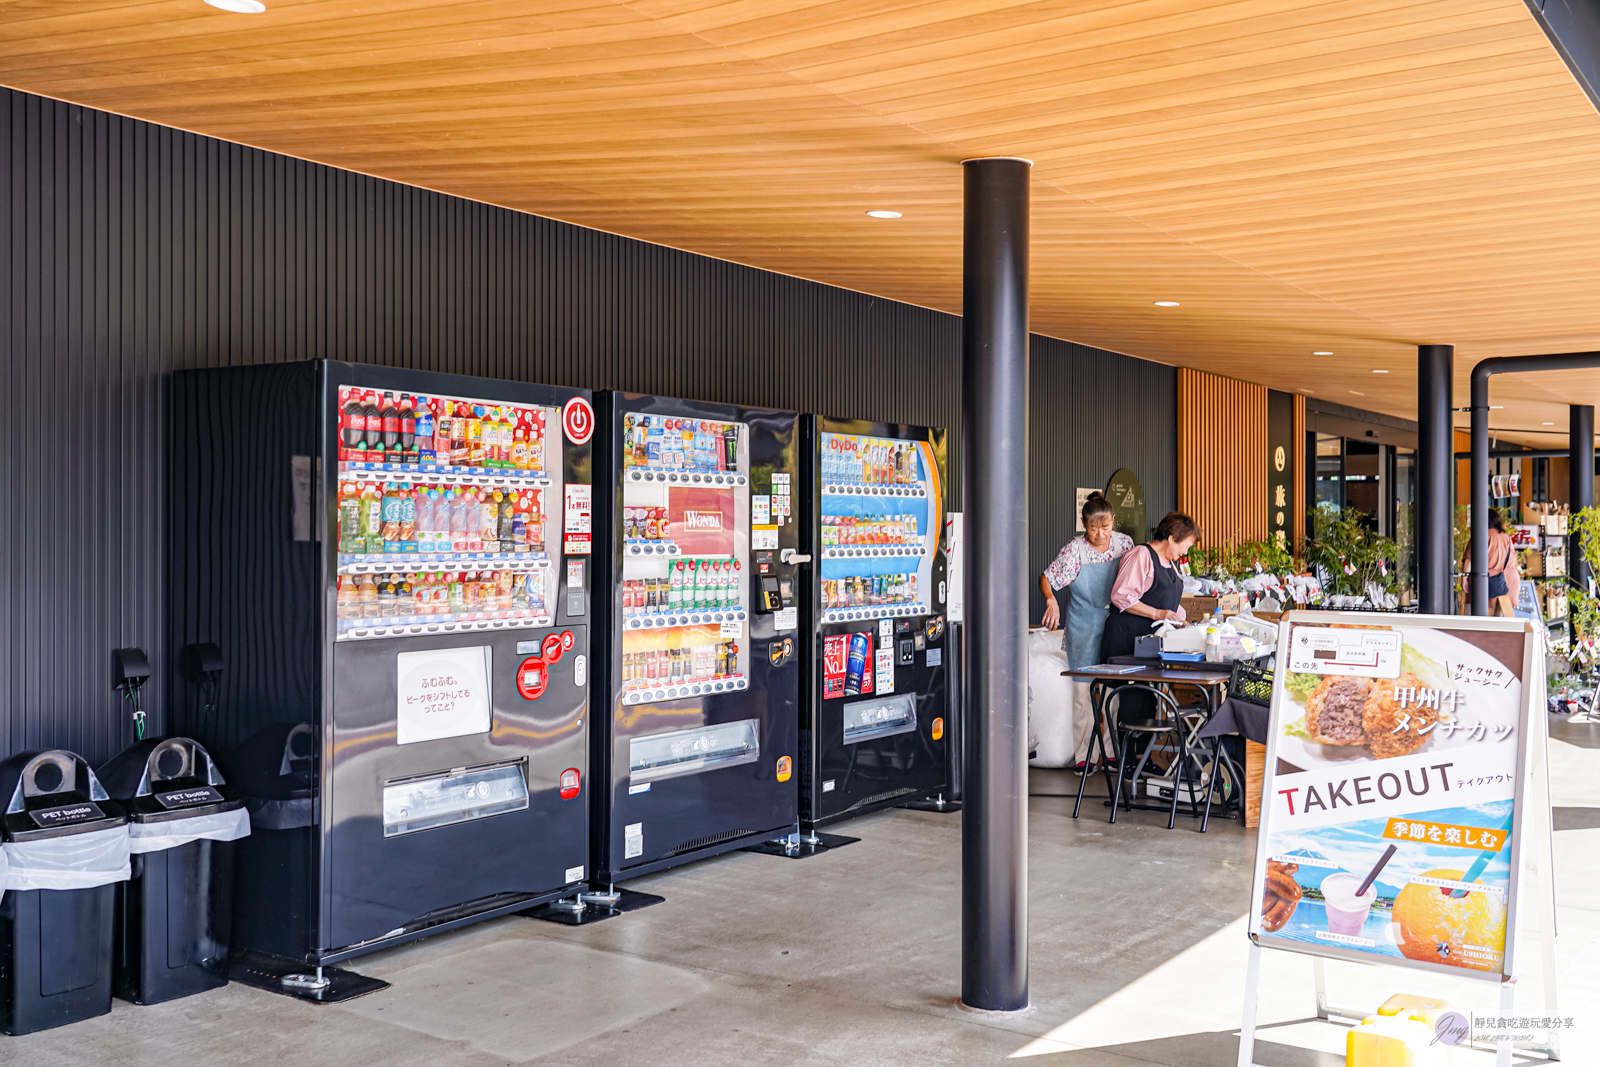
[[98, 737, 249, 1005], [0, 750, 131, 1035]]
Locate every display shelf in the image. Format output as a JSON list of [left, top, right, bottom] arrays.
[[336, 612, 552, 641], [623, 608, 746, 630], [623, 467, 747, 486], [337, 553, 549, 574], [622, 675, 749, 704], [822, 602, 927, 624], [823, 483, 926, 498], [338, 462, 550, 487], [820, 544, 924, 560]]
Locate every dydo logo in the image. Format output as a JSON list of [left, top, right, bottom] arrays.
[[684, 511, 723, 531], [827, 436, 860, 457], [562, 397, 594, 445]]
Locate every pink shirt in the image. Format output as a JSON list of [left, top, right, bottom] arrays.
[[1463, 529, 1520, 603], [1110, 546, 1186, 621]]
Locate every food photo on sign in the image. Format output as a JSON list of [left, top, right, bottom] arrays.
[[1252, 617, 1529, 978]]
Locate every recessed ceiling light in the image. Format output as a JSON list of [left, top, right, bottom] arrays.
[[865, 210, 901, 219], [1543, 421, 1556, 425], [1313, 351, 1333, 356], [1152, 301, 1180, 307], [1371, 369, 1389, 374], [204, 0, 265, 9], [1349, 390, 1365, 396]]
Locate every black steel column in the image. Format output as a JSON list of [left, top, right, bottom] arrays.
[[1572, 404, 1594, 591], [960, 156, 1030, 1012], [1469, 367, 1491, 615], [1416, 345, 1455, 614]]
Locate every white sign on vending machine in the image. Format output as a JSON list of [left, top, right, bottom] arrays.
[[395, 646, 494, 745]]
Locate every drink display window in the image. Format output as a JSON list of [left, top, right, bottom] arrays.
[[817, 432, 933, 623], [333, 386, 561, 640], [617, 413, 751, 703]]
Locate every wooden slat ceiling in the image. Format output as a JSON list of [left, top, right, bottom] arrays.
[[3, 0, 1598, 446]]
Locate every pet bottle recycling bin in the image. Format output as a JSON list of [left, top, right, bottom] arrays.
[[0, 750, 131, 1035], [99, 738, 250, 1005]]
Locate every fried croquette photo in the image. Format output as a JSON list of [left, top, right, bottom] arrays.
[[1363, 672, 1438, 759], [1304, 675, 1373, 746]]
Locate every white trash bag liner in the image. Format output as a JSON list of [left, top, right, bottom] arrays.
[[1, 824, 130, 892], [128, 807, 251, 854], [1027, 629, 1085, 767]]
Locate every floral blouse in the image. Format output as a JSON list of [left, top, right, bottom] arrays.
[[1042, 531, 1134, 590]]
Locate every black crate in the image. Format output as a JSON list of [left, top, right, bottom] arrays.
[[1228, 659, 1273, 707]]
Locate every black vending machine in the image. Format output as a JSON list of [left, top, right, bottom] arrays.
[[591, 393, 802, 884], [170, 361, 595, 972], [798, 417, 951, 829]]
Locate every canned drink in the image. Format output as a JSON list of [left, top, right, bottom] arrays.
[[844, 631, 871, 696]]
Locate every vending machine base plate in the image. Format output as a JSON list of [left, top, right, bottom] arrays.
[[229, 949, 390, 1004], [519, 888, 665, 926], [898, 795, 963, 814], [741, 832, 858, 858]]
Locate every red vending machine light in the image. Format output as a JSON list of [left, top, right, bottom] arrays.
[[559, 768, 581, 800]]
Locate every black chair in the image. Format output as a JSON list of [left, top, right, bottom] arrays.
[[1105, 683, 1207, 830]]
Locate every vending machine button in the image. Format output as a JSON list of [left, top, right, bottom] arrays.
[[559, 769, 581, 800]]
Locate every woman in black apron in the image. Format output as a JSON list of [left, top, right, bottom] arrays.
[[1100, 511, 1200, 661]]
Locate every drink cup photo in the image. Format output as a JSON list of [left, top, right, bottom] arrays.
[[1321, 872, 1377, 936]]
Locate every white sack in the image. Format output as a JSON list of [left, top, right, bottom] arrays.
[[1, 825, 130, 892], [1027, 630, 1085, 767], [128, 807, 251, 854]]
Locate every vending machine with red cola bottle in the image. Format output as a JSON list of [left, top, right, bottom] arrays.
[[588, 393, 807, 893], [798, 417, 952, 831], [168, 361, 595, 989]]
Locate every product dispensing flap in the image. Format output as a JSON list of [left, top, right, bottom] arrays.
[[629, 719, 760, 783], [842, 694, 918, 745], [127, 806, 251, 854], [1, 824, 130, 891]]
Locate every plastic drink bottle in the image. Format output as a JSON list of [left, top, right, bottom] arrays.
[[465, 406, 485, 466], [496, 492, 514, 547], [399, 486, 417, 550], [338, 482, 361, 553], [354, 391, 378, 460], [399, 395, 417, 462], [449, 403, 469, 467], [342, 390, 366, 461], [336, 576, 355, 619], [511, 429, 529, 470], [481, 491, 501, 553], [669, 562, 685, 610], [413, 396, 435, 463], [378, 392, 400, 457], [442, 490, 462, 552], [380, 483, 403, 552], [356, 573, 378, 617], [498, 410, 515, 467], [413, 489, 435, 552], [462, 491, 482, 553]]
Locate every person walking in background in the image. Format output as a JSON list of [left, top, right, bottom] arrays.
[[1462, 507, 1520, 616]]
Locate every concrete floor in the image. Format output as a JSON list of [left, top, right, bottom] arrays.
[[11, 721, 1600, 1066]]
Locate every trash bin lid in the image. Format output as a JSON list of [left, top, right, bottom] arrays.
[[98, 737, 244, 824], [0, 750, 128, 842]]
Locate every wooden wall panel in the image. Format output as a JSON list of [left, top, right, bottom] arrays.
[[1177, 367, 1268, 549], [1293, 393, 1307, 556]]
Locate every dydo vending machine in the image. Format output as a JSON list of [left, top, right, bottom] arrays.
[[798, 417, 951, 830]]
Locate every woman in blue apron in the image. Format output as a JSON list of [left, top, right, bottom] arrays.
[[1039, 492, 1133, 764]]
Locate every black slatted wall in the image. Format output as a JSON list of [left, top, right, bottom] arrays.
[[1028, 336, 1178, 623], [0, 87, 1173, 762]]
